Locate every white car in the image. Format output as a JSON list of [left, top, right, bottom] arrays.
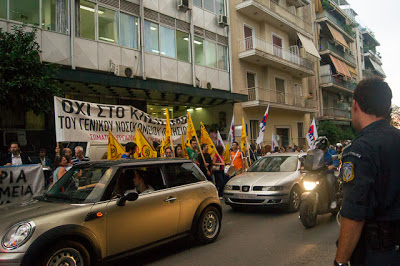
[[224, 153, 306, 212]]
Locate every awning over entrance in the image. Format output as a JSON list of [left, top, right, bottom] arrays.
[[368, 58, 386, 77], [327, 24, 348, 48], [329, 55, 351, 79], [297, 33, 321, 59]]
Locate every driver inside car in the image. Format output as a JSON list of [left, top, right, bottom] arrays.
[[133, 169, 154, 194]]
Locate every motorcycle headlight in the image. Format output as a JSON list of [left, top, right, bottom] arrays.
[[1, 221, 35, 250], [303, 181, 318, 191], [261, 186, 283, 191]]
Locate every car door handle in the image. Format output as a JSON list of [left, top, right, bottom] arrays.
[[164, 196, 177, 203]]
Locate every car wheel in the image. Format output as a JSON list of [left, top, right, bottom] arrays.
[[40, 240, 90, 266], [288, 186, 301, 213], [196, 206, 221, 244]]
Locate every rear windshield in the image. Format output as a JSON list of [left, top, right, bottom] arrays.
[[248, 156, 298, 173]]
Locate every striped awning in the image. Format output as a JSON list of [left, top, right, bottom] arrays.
[[329, 55, 351, 78], [347, 64, 357, 77], [327, 24, 348, 48], [368, 58, 386, 77]]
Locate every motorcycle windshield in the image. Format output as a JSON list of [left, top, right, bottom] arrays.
[[304, 149, 325, 171]]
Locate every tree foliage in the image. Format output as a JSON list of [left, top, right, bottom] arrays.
[[317, 120, 357, 144], [0, 25, 62, 115], [391, 106, 400, 129]]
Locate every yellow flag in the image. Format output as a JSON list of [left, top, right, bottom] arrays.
[[107, 131, 125, 160], [223, 142, 230, 164], [134, 129, 157, 159], [200, 122, 217, 157], [160, 136, 170, 157], [165, 108, 172, 142], [186, 112, 196, 146], [315, 0, 323, 13], [181, 134, 189, 159], [241, 117, 247, 153]]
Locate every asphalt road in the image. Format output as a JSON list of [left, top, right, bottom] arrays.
[[111, 202, 340, 266]]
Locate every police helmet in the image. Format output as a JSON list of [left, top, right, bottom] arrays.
[[314, 136, 330, 150]]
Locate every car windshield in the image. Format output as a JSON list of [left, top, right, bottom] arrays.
[[41, 165, 114, 204], [248, 156, 298, 172]]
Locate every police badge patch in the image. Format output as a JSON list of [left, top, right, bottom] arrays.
[[342, 162, 354, 182]]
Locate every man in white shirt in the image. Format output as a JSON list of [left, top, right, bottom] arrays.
[[4, 142, 32, 166]]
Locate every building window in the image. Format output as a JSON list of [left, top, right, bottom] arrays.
[[10, 0, 40, 25], [250, 120, 259, 142], [205, 40, 217, 68], [144, 20, 159, 54], [194, 36, 204, 66], [120, 13, 139, 49], [160, 26, 176, 58], [98, 6, 118, 44], [194, 0, 202, 8], [217, 44, 228, 70], [176, 30, 190, 63], [78, 0, 95, 40], [215, 0, 225, 15], [275, 78, 285, 104], [42, 0, 69, 34], [0, 0, 7, 19], [204, 0, 215, 13]]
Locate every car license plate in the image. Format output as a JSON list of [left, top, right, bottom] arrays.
[[238, 194, 249, 199]]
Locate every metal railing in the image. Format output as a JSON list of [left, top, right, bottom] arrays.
[[239, 37, 314, 70], [320, 75, 356, 91], [269, 0, 313, 33], [239, 0, 312, 34], [323, 107, 351, 119], [316, 10, 354, 38], [246, 87, 317, 109], [320, 40, 356, 65]]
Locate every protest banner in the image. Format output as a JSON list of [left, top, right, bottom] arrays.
[[54, 97, 188, 144], [0, 165, 44, 205]]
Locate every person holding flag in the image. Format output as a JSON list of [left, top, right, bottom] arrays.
[[200, 122, 218, 157], [165, 108, 174, 156], [240, 118, 250, 168], [186, 112, 199, 163]]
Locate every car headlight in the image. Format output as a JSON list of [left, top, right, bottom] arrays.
[[1, 221, 35, 250], [303, 181, 319, 191], [261, 186, 283, 191], [224, 185, 233, 190]]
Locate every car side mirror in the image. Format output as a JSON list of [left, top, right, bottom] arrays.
[[117, 190, 139, 206]]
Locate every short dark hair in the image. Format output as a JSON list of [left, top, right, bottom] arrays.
[[10, 142, 20, 148], [40, 148, 46, 153], [190, 138, 197, 144], [232, 141, 239, 146], [125, 142, 137, 152], [353, 78, 392, 118], [201, 143, 208, 150], [165, 147, 172, 153]]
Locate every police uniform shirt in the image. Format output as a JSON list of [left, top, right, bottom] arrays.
[[340, 119, 400, 222]]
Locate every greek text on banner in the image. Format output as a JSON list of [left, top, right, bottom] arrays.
[[54, 97, 188, 143]]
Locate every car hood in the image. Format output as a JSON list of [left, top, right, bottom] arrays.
[[227, 172, 294, 186], [0, 199, 78, 229]]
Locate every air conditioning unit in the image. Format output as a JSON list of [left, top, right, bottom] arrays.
[[114, 65, 134, 78], [201, 80, 208, 89], [177, 0, 192, 12], [218, 14, 229, 28]]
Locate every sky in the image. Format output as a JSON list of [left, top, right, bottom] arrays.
[[346, 0, 400, 107]]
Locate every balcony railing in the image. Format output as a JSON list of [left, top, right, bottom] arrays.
[[316, 10, 355, 38], [238, 0, 312, 34], [239, 37, 314, 70], [323, 107, 351, 119], [320, 40, 356, 65], [246, 87, 317, 109], [320, 75, 356, 91]]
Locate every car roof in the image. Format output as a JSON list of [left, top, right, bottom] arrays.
[[263, 152, 306, 157], [76, 158, 193, 167]]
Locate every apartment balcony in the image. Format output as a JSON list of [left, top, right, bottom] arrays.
[[242, 87, 317, 112], [364, 50, 382, 65], [316, 11, 355, 41], [320, 40, 356, 66], [238, 37, 315, 78], [236, 0, 313, 38], [323, 107, 351, 120], [320, 75, 356, 92]]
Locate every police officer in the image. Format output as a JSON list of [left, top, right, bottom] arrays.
[[335, 78, 400, 265]]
